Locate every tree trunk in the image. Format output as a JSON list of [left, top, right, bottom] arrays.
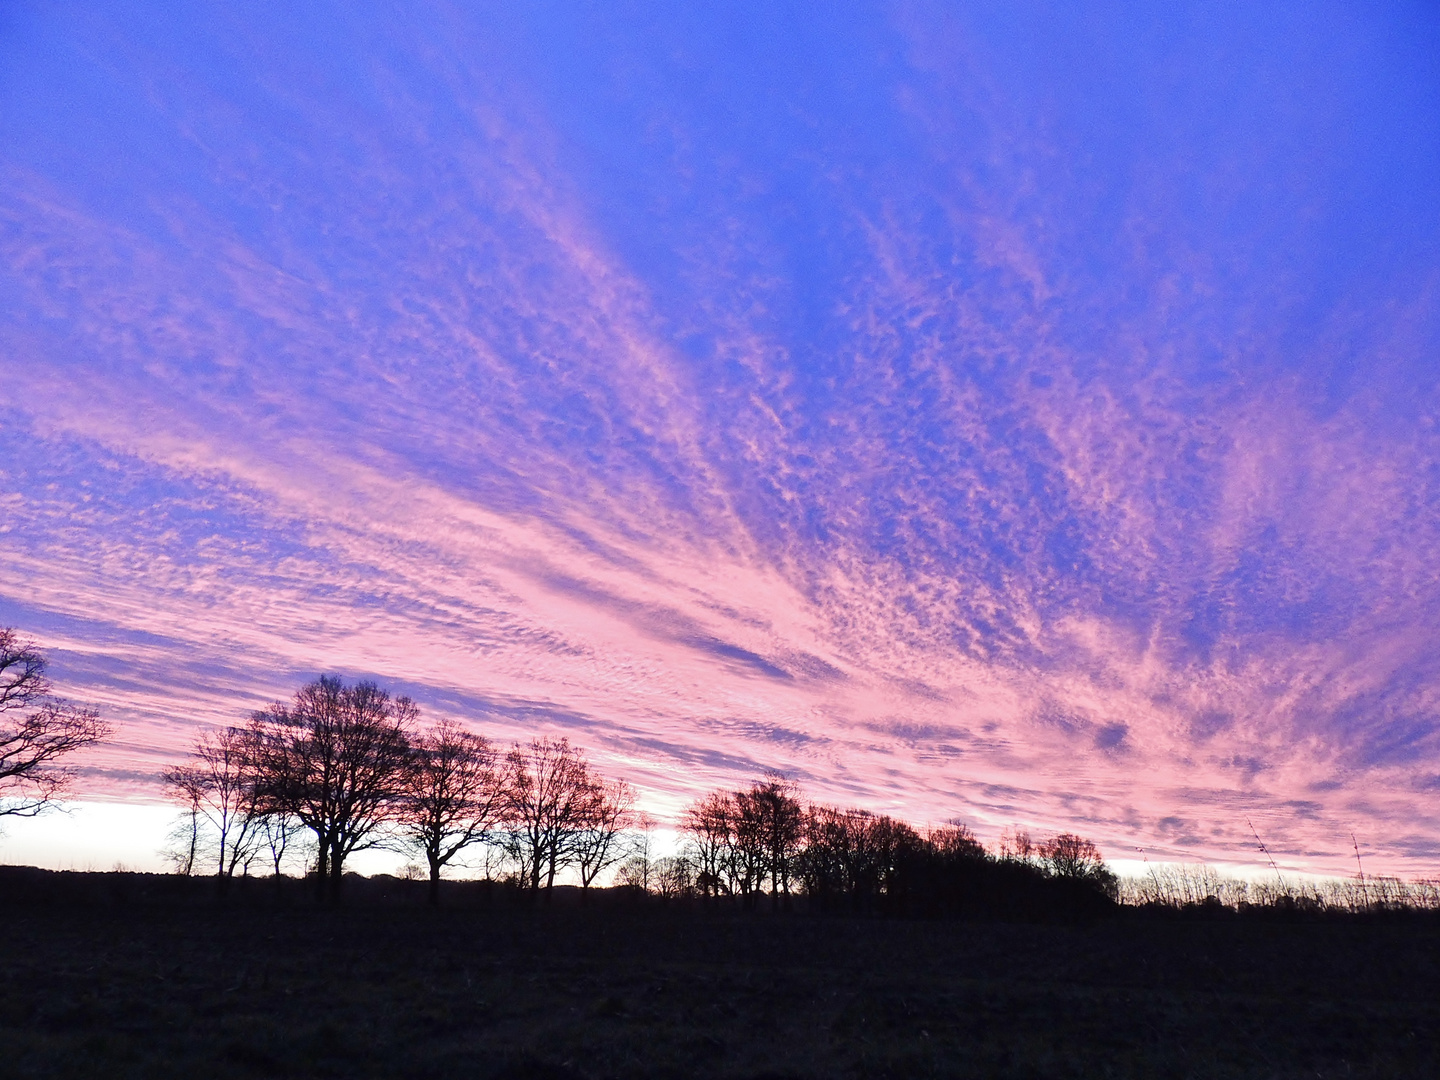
[[428, 858, 441, 907], [313, 833, 330, 902], [185, 806, 199, 876], [328, 841, 345, 904]]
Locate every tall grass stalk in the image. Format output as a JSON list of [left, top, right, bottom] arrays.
[[1119, 863, 1440, 913]]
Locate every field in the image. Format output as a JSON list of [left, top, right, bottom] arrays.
[[1, 870, 1437, 1079]]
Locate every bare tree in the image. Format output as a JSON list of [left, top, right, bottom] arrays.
[[161, 725, 264, 890], [999, 825, 1037, 863], [574, 777, 636, 890], [160, 764, 208, 875], [248, 676, 416, 903], [801, 806, 870, 903], [738, 772, 804, 907], [260, 813, 305, 877], [653, 854, 695, 899], [161, 785, 203, 876], [728, 789, 770, 901], [395, 719, 504, 906], [928, 821, 986, 860], [616, 813, 657, 892], [501, 736, 593, 894], [802, 806, 924, 907], [685, 775, 802, 906], [1039, 832, 1115, 891], [682, 792, 735, 898], [865, 814, 924, 899], [0, 628, 110, 817]]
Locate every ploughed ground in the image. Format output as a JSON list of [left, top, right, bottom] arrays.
[[1, 868, 1436, 1079]]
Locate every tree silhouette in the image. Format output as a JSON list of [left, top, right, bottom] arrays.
[[161, 782, 203, 876], [653, 854, 695, 899], [248, 676, 416, 902], [616, 813, 658, 892], [928, 822, 986, 860], [729, 787, 770, 902], [681, 774, 1120, 918], [0, 627, 110, 818], [574, 776, 637, 890], [801, 806, 868, 905], [999, 825, 1037, 863], [801, 807, 926, 910], [737, 772, 804, 908], [161, 725, 264, 889], [1040, 832, 1118, 895], [681, 791, 736, 898], [259, 812, 304, 878], [502, 736, 593, 894], [395, 718, 504, 906]]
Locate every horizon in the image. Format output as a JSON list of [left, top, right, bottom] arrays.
[[0, 794, 1396, 891], [3, 2, 1439, 881]]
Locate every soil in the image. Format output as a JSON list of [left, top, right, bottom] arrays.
[[1, 868, 1436, 1079]]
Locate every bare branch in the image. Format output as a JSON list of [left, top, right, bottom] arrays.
[[0, 628, 51, 714], [0, 635, 110, 819], [574, 777, 636, 888], [247, 675, 414, 902], [501, 736, 595, 893], [394, 718, 503, 905]]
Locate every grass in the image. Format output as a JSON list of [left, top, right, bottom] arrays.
[[0, 873, 1437, 1078]]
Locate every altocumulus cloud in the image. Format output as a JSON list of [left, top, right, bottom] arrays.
[[2, 1, 1439, 875]]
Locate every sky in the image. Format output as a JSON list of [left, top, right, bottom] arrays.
[[2, 1, 1439, 878]]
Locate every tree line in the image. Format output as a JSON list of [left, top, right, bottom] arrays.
[[0, 631, 1125, 915], [8, 627, 1437, 918], [633, 774, 1119, 915], [164, 675, 635, 904], [161, 675, 1121, 913]]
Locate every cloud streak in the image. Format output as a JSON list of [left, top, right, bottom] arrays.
[[2, 1, 1439, 875]]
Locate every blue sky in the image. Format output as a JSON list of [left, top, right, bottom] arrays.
[[2, 1, 1439, 875]]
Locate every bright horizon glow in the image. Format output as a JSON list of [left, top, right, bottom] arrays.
[[0, 801, 681, 882], [0, 800, 1371, 892], [3, 2, 1439, 879]]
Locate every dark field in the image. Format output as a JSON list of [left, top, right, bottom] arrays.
[[1, 871, 1437, 1079]]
